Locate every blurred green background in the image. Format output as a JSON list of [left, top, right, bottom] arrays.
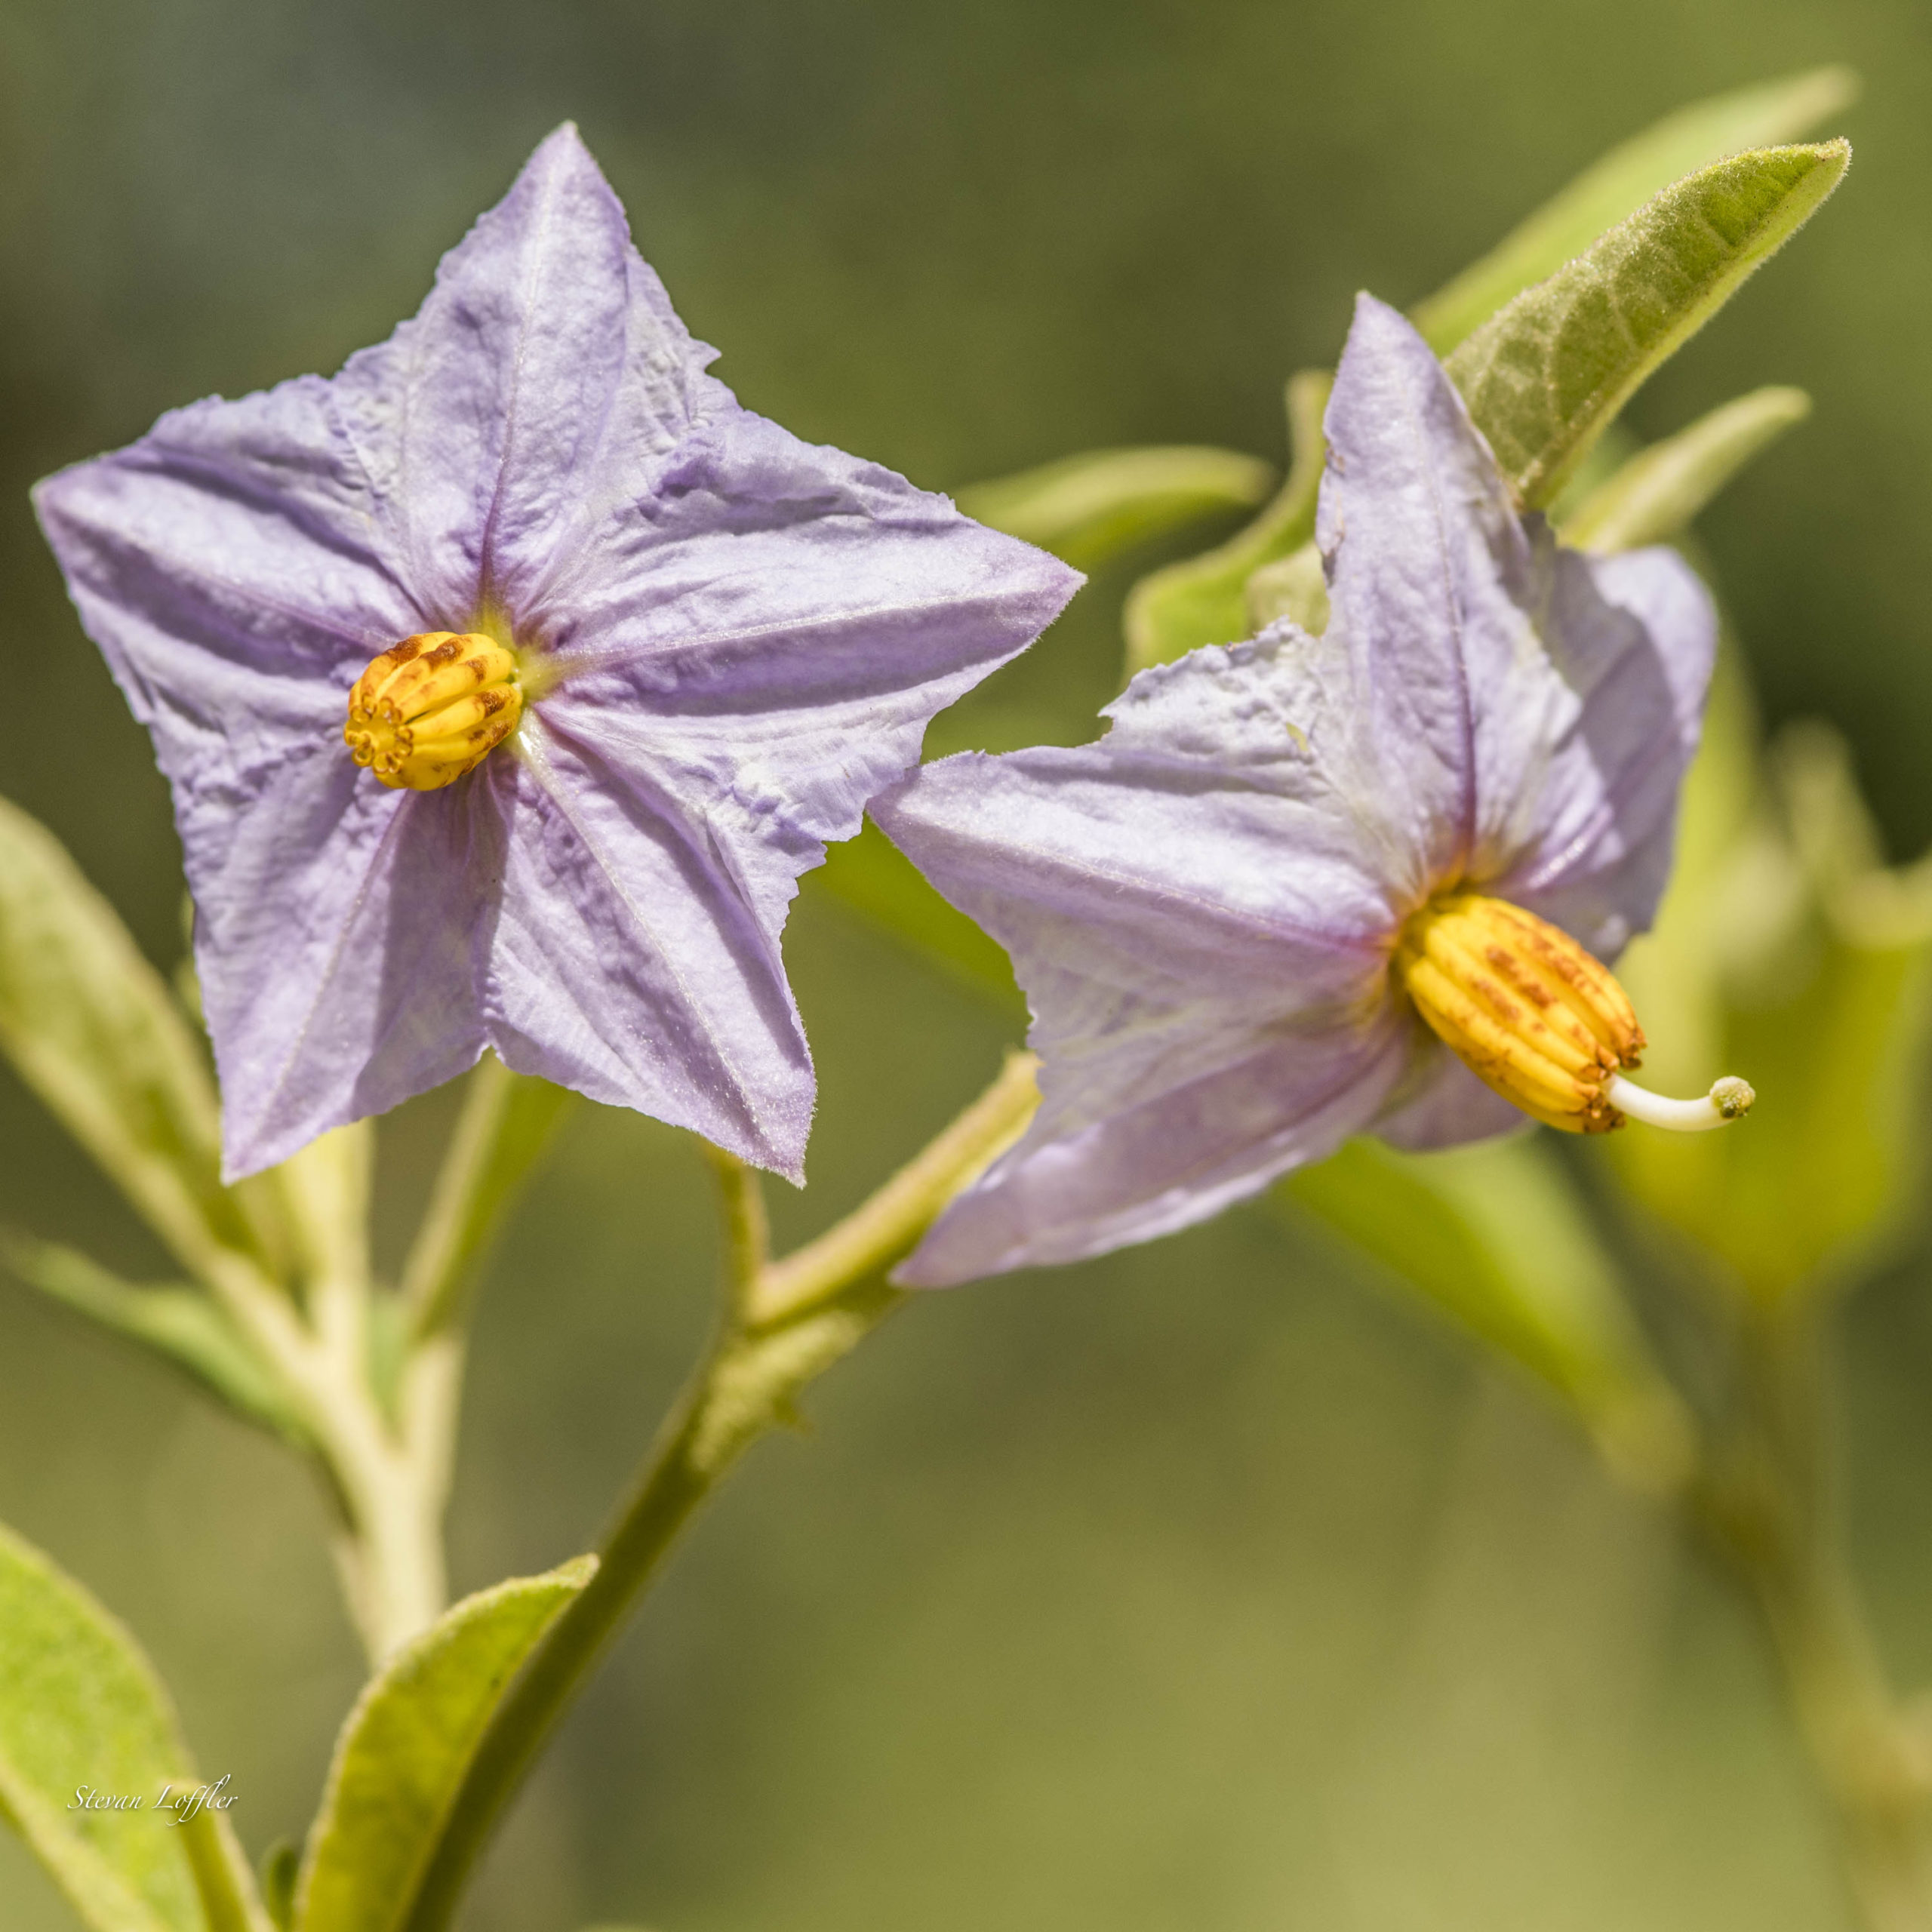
[[0, 2, 1927, 1928]]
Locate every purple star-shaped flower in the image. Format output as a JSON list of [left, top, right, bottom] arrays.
[[875, 295, 1717, 1286], [35, 125, 1078, 1181]]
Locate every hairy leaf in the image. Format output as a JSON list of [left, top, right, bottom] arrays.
[[0, 1518, 267, 1932], [1120, 371, 1331, 676], [1281, 1137, 1690, 1488], [1560, 386, 1811, 552], [294, 1558, 596, 1932], [0, 1235, 308, 1447], [0, 795, 266, 1278], [1446, 141, 1849, 508], [956, 445, 1274, 572], [1413, 66, 1857, 352]]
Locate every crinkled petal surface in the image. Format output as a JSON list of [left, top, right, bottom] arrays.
[[35, 124, 1078, 1178], [875, 629, 1420, 1284], [1320, 296, 1715, 946], [884, 296, 1716, 1284]]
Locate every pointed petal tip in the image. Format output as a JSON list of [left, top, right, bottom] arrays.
[[506, 118, 618, 205], [218, 1113, 330, 1186]]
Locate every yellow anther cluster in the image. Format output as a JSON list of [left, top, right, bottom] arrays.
[[344, 632, 523, 791], [1393, 894, 1645, 1134]]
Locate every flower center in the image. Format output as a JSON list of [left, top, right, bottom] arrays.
[[344, 632, 523, 791], [1392, 894, 1753, 1135]]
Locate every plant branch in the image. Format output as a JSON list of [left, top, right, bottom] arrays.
[[746, 1050, 1039, 1327], [396, 1049, 1041, 1932], [403, 1056, 517, 1336], [703, 1144, 771, 1319]]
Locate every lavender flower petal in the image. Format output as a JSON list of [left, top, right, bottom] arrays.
[[533, 407, 1081, 851], [877, 632, 1416, 1281], [204, 758, 499, 1174], [328, 124, 730, 624], [875, 635, 1411, 1018], [1318, 294, 1550, 887], [1373, 1045, 1529, 1152], [1488, 545, 1717, 956], [486, 712, 814, 1177], [35, 125, 1076, 1177], [900, 1014, 1413, 1286]]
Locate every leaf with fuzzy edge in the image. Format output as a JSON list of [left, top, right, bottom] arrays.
[[0, 794, 272, 1278], [1558, 386, 1810, 552], [1120, 371, 1331, 675], [0, 1233, 309, 1447], [957, 446, 1275, 572], [1412, 66, 1857, 352], [0, 1518, 269, 1932], [1446, 141, 1848, 509], [294, 1558, 596, 1932]]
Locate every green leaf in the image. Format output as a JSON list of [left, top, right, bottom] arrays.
[[1610, 717, 1932, 1301], [1445, 141, 1850, 509], [1243, 540, 1329, 635], [0, 1518, 269, 1932], [0, 1234, 309, 1447], [1120, 370, 1331, 677], [1411, 66, 1858, 353], [401, 1058, 576, 1338], [260, 1843, 299, 1931], [294, 1557, 597, 1932], [808, 820, 1024, 1016], [955, 445, 1275, 572], [1280, 1136, 1690, 1489], [0, 795, 267, 1278], [1558, 386, 1811, 552]]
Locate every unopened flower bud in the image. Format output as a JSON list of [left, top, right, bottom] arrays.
[[344, 632, 522, 791]]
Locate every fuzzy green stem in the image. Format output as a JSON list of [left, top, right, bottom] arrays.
[[397, 1051, 1041, 1932], [746, 1051, 1040, 1327]]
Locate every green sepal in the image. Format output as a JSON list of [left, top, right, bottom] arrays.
[[1446, 141, 1849, 509], [1280, 1136, 1692, 1490], [1411, 66, 1857, 353], [0, 1233, 310, 1448], [1558, 386, 1811, 552], [293, 1556, 597, 1932], [1120, 371, 1331, 677], [0, 1518, 270, 1932], [0, 794, 275, 1279], [807, 819, 1024, 1016], [955, 445, 1275, 571]]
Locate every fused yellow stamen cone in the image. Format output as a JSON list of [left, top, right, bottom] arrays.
[[1392, 894, 1752, 1136], [343, 632, 522, 790]]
